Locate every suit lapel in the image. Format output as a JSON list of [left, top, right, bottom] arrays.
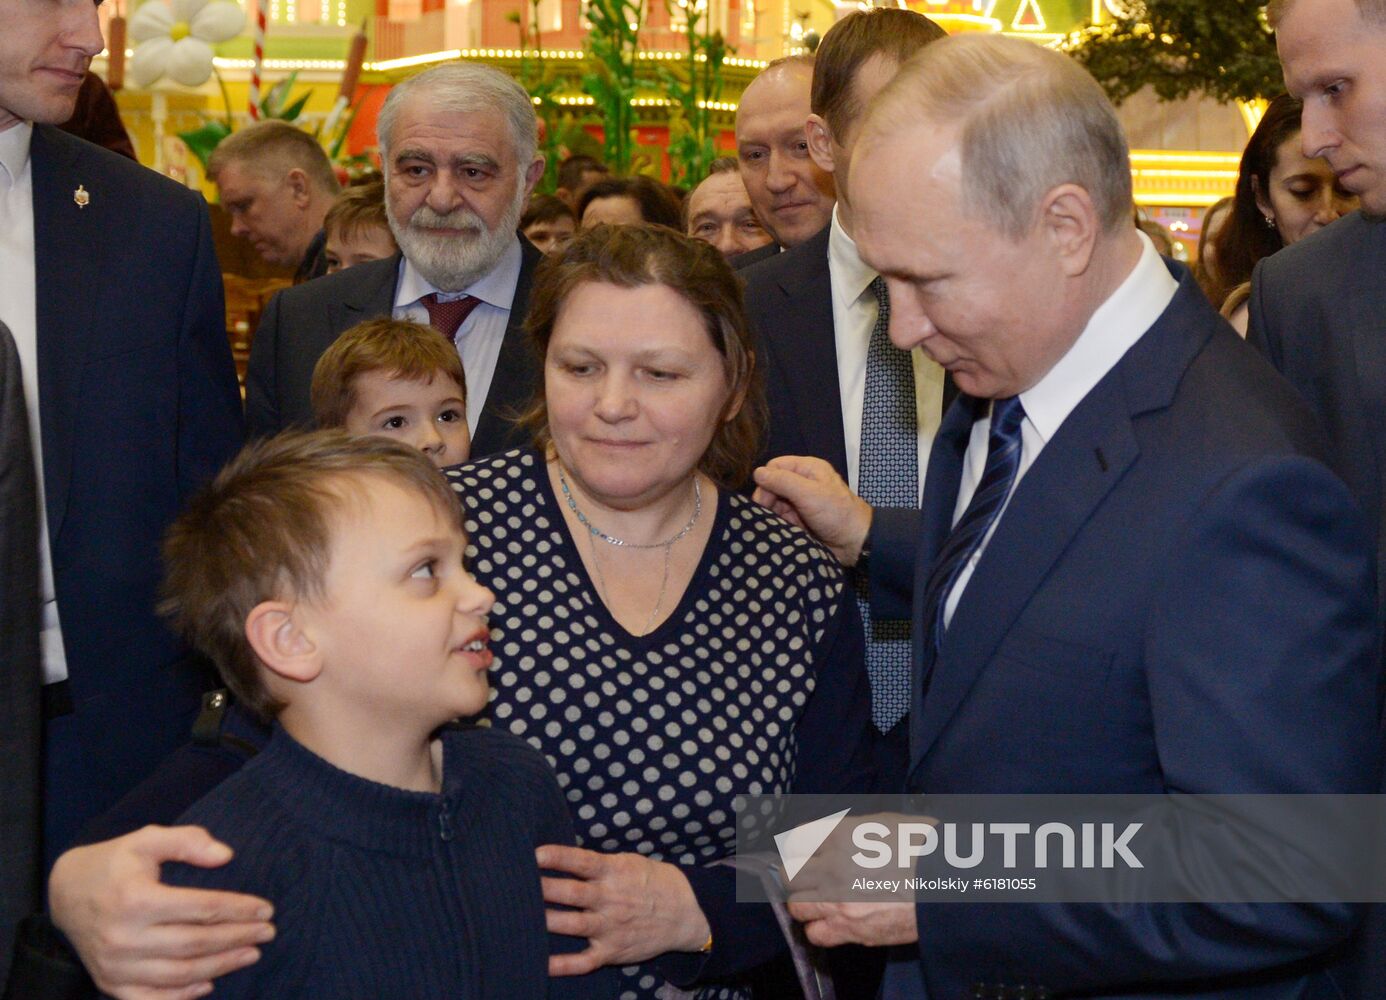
[[31, 126, 99, 546], [337, 252, 399, 329], [768, 230, 848, 478], [909, 380, 1140, 769], [907, 267, 1210, 774], [473, 238, 541, 456]]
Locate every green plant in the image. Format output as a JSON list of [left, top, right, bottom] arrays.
[[581, 0, 643, 174], [658, 0, 727, 187], [1062, 0, 1282, 104]]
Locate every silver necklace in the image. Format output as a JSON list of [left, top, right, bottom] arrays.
[[558, 467, 702, 635], [558, 467, 702, 548]]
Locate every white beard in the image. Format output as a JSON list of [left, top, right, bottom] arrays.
[[387, 180, 527, 292]]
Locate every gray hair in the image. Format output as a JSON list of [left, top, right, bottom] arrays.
[[376, 63, 539, 169], [864, 33, 1132, 239], [1267, 0, 1386, 27]]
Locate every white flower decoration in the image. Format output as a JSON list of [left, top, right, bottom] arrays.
[[129, 0, 246, 89]]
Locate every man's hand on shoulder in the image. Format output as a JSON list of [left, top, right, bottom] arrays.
[[49, 825, 274, 1000], [752, 456, 873, 566]]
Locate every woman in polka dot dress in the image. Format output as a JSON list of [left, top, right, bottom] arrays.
[[446, 225, 881, 998]]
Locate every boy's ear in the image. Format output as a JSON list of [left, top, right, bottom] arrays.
[[245, 600, 323, 684]]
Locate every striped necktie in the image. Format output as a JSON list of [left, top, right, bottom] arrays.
[[919, 394, 1026, 654]]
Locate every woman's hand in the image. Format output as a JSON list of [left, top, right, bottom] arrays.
[[48, 825, 274, 1000], [536, 845, 711, 975]]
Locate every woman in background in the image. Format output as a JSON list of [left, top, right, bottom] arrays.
[[1207, 94, 1357, 334]]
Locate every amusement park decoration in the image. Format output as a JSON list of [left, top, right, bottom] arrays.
[[128, 0, 246, 88]]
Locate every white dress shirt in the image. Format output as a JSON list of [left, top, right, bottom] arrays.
[[828, 206, 946, 498], [393, 236, 523, 437], [0, 121, 69, 684], [943, 233, 1178, 627]]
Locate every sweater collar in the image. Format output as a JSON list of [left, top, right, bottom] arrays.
[[254, 724, 477, 857]]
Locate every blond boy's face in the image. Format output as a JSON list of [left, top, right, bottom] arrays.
[[344, 372, 470, 468], [324, 224, 399, 274], [300, 477, 494, 728]]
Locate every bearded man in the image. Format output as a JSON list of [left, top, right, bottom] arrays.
[[244, 63, 545, 457]]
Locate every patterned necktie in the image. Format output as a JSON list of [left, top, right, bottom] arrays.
[[422, 293, 481, 343], [856, 275, 918, 731], [919, 395, 1027, 654]]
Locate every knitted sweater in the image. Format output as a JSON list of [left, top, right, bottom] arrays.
[[162, 723, 614, 999]]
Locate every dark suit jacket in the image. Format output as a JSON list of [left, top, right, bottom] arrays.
[[743, 226, 848, 476], [245, 239, 542, 458], [874, 265, 1381, 997], [29, 125, 245, 856], [1248, 212, 1386, 619], [0, 323, 40, 985]]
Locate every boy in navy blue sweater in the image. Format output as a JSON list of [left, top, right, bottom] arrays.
[[155, 431, 610, 999]]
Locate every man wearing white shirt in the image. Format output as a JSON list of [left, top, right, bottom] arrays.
[[245, 63, 545, 456], [0, 0, 243, 909], [756, 34, 1378, 997], [745, 7, 947, 751]]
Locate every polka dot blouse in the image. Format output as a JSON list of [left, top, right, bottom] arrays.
[[446, 449, 878, 999]]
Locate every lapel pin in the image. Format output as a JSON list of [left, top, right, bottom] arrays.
[[73, 184, 90, 209]]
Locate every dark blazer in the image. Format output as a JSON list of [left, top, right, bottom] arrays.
[[245, 238, 543, 458], [29, 125, 245, 858], [875, 265, 1381, 997], [0, 322, 41, 985], [744, 226, 848, 475], [1248, 212, 1386, 619]]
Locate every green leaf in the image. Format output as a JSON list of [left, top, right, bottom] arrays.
[[177, 119, 232, 170]]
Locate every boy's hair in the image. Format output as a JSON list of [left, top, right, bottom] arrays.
[[323, 180, 393, 246], [310, 318, 467, 429], [160, 431, 463, 721]]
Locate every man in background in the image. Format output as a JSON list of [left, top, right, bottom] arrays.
[[208, 120, 340, 282], [734, 55, 836, 262], [684, 157, 772, 259], [245, 63, 546, 459], [555, 153, 608, 208]]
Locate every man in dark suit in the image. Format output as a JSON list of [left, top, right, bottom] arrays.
[[745, 8, 947, 755], [0, 0, 244, 871], [756, 34, 1380, 997], [246, 62, 546, 457], [1249, 0, 1386, 618]]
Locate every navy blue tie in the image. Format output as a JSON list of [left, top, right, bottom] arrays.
[[856, 276, 917, 731], [919, 395, 1026, 653]]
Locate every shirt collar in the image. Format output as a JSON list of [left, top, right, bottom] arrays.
[[0, 121, 33, 186], [1018, 232, 1179, 446], [395, 233, 523, 310], [827, 204, 877, 306]]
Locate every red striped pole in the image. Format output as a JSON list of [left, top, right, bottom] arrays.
[[248, 0, 266, 120]]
